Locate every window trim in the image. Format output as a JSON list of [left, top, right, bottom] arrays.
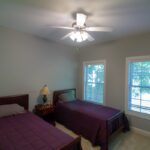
[[125, 55, 150, 120], [82, 60, 106, 105]]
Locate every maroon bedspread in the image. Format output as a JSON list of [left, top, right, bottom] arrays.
[[0, 112, 81, 150], [55, 100, 127, 150]]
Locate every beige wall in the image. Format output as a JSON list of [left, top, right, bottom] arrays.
[[79, 33, 150, 132], [0, 27, 78, 110], [0, 26, 149, 132]]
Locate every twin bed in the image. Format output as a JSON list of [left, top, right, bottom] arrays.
[[0, 89, 129, 150], [0, 94, 82, 150], [53, 89, 129, 150]]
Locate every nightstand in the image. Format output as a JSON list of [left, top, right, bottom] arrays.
[[35, 104, 55, 126]]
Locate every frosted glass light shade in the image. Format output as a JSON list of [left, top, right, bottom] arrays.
[[69, 31, 88, 42]]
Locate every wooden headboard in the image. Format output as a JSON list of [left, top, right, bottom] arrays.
[[0, 94, 29, 110], [53, 89, 76, 106]]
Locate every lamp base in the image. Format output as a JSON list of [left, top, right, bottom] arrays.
[[43, 95, 47, 103]]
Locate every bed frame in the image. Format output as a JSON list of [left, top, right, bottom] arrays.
[[0, 93, 82, 150], [53, 89, 129, 150], [53, 89, 128, 134], [53, 88, 76, 106], [0, 94, 29, 110]]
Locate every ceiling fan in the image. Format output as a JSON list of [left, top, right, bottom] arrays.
[[50, 13, 112, 43]]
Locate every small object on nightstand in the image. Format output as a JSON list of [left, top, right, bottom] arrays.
[[40, 85, 49, 103], [35, 104, 55, 126]]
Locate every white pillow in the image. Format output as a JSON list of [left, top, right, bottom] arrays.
[[0, 104, 25, 117]]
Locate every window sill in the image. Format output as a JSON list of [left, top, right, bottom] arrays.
[[126, 110, 150, 120]]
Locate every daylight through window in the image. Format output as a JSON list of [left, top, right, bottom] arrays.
[[83, 61, 105, 104], [126, 56, 150, 119]]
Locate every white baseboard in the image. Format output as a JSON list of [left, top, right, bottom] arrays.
[[131, 127, 150, 137]]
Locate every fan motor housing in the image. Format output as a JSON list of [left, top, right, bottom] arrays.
[[72, 22, 86, 31]]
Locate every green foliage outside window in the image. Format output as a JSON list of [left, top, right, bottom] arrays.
[[128, 61, 150, 114], [84, 63, 104, 104]]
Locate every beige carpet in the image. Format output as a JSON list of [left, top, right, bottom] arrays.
[[56, 122, 150, 150]]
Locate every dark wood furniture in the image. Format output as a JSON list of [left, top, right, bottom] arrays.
[[0, 94, 28, 110], [53, 89, 76, 106], [53, 89, 129, 150], [0, 94, 82, 150], [35, 104, 55, 125]]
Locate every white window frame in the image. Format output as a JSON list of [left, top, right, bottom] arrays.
[[125, 55, 150, 120], [82, 60, 106, 105]]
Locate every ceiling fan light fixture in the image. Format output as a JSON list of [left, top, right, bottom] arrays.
[[76, 31, 82, 42], [70, 32, 76, 41], [76, 13, 87, 27], [49, 12, 112, 43], [69, 31, 88, 43], [81, 31, 88, 41]]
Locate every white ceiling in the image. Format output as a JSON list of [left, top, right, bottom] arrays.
[[0, 0, 150, 47]]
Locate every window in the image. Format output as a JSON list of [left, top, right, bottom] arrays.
[[83, 60, 105, 104], [126, 56, 150, 120]]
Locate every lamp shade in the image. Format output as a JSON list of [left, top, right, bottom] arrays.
[[40, 85, 49, 95]]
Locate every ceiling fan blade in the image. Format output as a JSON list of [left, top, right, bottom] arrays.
[[76, 13, 87, 26], [61, 32, 73, 40], [48, 26, 73, 30], [86, 27, 112, 32], [87, 33, 94, 41]]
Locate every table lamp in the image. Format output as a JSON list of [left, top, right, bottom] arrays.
[[40, 85, 49, 103]]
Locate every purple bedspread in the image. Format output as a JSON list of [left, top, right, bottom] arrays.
[[0, 112, 81, 150], [55, 100, 125, 150]]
